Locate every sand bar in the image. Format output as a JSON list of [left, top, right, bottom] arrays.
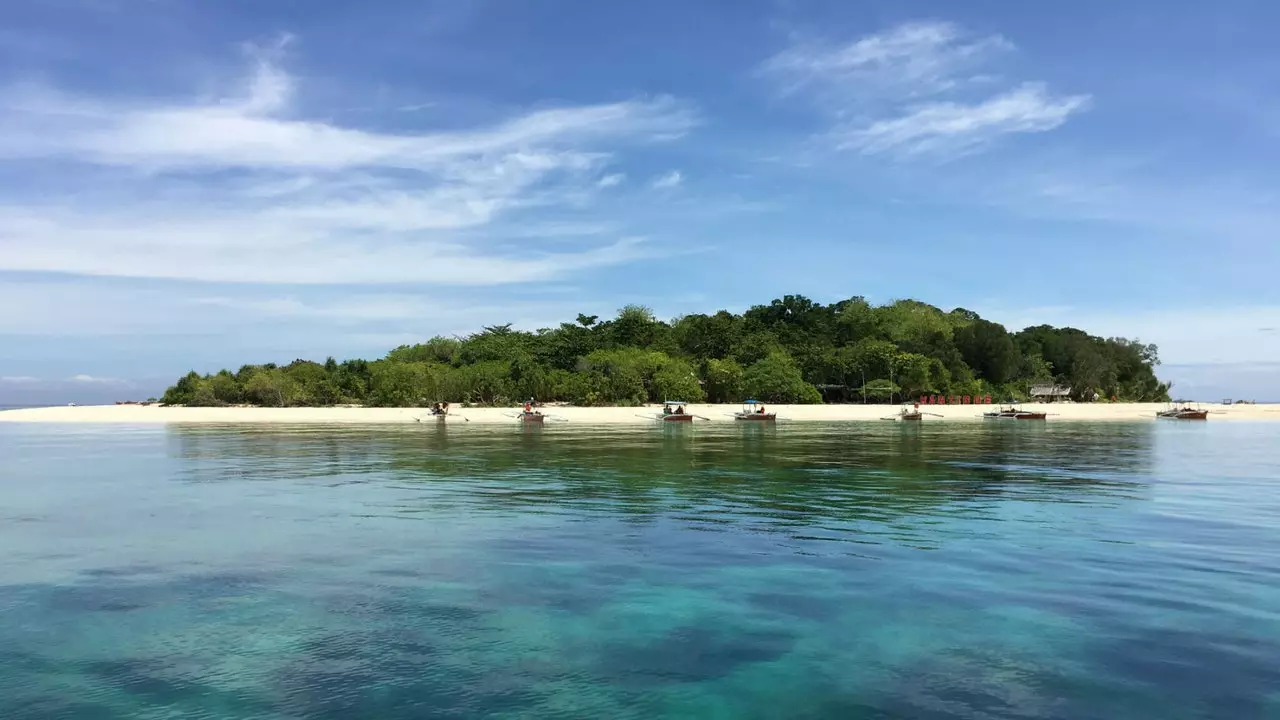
[[2, 403, 1278, 424]]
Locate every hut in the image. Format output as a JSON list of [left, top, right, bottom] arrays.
[[1029, 384, 1072, 403]]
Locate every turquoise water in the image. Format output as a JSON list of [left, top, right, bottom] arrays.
[[1, 422, 1278, 719]]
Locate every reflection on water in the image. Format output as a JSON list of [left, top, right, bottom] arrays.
[[1, 422, 1278, 719]]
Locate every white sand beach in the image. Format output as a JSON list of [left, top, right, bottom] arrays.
[[1, 402, 1277, 424]]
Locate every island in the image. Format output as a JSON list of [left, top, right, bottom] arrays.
[[153, 296, 1172, 408]]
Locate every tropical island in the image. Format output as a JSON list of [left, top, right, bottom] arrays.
[[158, 296, 1171, 408]]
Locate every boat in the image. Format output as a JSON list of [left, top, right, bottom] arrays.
[[882, 403, 944, 422], [517, 411, 545, 423], [734, 399, 776, 422], [1157, 402, 1209, 420], [658, 401, 694, 423], [982, 404, 1047, 421]]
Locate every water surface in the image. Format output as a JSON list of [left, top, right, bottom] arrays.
[[1, 422, 1277, 718]]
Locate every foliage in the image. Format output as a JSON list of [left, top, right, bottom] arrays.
[[161, 296, 1169, 407], [742, 352, 823, 404]]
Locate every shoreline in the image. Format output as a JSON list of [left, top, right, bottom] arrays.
[[2, 403, 1278, 424]]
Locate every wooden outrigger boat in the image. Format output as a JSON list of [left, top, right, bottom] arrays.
[[883, 403, 942, 422], [1157, 402, 1209, 420], [514, 399, 549, 423], [983, 404, 1047, 421], [733, 399, 776, 422], [658, 401, 694, 422], [416, 402, 469, 422]]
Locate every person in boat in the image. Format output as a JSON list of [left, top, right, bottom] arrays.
[[663, 404, 672, 415], [523, 400, 533, 414], [430, 402, 443, 416], [757, 404, 766, 415], [674, 404, 685, 415]]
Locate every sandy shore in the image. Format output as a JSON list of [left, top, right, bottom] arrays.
[[2, 403, 1277, 424]]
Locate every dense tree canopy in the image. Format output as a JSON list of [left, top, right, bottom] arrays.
[[162, 296, 1171, 407]]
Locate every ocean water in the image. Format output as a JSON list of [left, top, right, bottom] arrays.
[[1, 422, 1277, 719]]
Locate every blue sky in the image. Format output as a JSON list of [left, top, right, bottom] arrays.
[[2, 0, 1278, 403]]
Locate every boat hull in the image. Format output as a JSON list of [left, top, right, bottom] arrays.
[[1158, 410, 1208, 420], [984, 412, 1047, 421], [661, 414, 694, 423], [734, 413, 777, 422], [518, 413, 545, 423]]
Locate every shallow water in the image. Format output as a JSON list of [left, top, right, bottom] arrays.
[[1, 421, 1278, 719]]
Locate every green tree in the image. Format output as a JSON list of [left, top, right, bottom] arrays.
[[702, 358, 745, 403], [367, 362, 436, 407], [161, 371, 202, 405], [652, 358, 706, 402], [954, 318, 1021, 384], [244, 368, 299, 407], [742, 352, 822, 404]]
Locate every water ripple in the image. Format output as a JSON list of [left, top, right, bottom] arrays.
[[0, 421, 1277, 718]]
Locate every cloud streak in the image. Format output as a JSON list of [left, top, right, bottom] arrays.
[[651, 170, 683, 189], [763, 20, 1088, 158], [845, 83, 1090, 156], [68, 374, 126, 384], [0, 42, 696, 285]]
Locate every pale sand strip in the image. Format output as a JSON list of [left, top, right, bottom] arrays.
[[1, 403, 1277, 424]]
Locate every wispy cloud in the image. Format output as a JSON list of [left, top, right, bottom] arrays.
[[0, 278, 607, 340], [0, 375, 40, 383], [0, 40, 697, 285], [597, 173, 625, 188], [845, 83, 1089, 156], [651, 170, 683, 189], [763, 21, 1011, 99], [68, 374, 126, 384], [762, 20, 1088, 159]]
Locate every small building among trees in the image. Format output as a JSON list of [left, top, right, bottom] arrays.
[[1030, 384, 1073, 402]]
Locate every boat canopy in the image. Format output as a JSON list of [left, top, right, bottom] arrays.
[[743, 399, 761, 405], [662, 400, 687, 406]]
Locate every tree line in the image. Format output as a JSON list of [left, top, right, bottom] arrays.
[[161, 296, 1171, 407]]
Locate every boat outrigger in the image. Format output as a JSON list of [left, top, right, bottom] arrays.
[[733, 399, 776, 422], [982, 403, 1047, 421], [1157, 402, 1209, 420]]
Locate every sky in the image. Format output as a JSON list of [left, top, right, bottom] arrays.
[[2, 0, 1278, 404]]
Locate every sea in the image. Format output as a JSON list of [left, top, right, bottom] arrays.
[[1, 421, 1277, 719]]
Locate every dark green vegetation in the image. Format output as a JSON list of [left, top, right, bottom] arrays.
[[161, 296, 1170, 407]]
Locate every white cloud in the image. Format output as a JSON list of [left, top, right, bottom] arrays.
[[68, 374, 126, 384], [763, 21, 1011, 99], [845, 83, 1090, 156], [1, 375, 40, 383], [651, 170, 683, 189], [0, 280, 600, 339], [598, 173, 626, 187], [762, 20, 1088, 158], [0, 43, 696, 285]]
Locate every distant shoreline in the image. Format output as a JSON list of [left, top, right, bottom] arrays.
[[3, 403, 1278, 424]]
